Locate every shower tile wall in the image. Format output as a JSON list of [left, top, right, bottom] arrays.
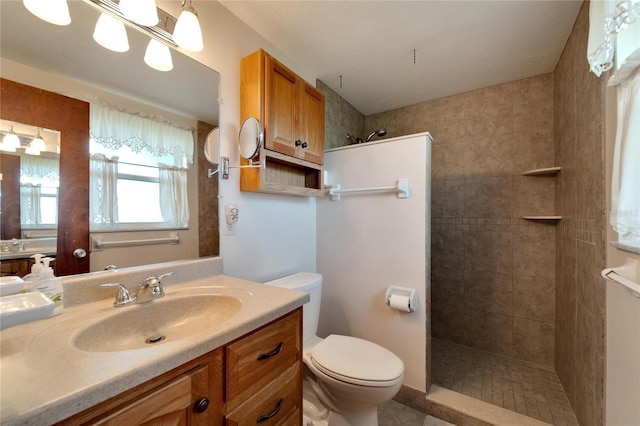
[[554, 2, 606, 426], [365, 74, 557, 367], [316, 79, 365, 149]]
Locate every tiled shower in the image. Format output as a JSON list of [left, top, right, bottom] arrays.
[[319, 3, 606, 425]]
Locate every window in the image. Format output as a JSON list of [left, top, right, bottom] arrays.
[[588, 0, 640, 247], [20, 156, 59, 228], [89, 104, 194, 231]]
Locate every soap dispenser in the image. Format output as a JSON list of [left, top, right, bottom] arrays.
[[33, 257, 64, 316], [22, 253, 45, 289]]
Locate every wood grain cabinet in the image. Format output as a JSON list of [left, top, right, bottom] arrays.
[[0, 257, 56, 277], [56, 309, 302, 426], [240, 49, 325, 197]]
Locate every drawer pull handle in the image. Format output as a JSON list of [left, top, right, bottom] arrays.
[[256, 398, 283, 423], [257, 341, 284, 361]]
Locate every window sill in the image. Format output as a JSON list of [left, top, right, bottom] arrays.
[[609, 241, 640, 255]]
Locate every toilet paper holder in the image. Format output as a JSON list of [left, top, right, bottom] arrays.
[[385, 286, 418, 313]]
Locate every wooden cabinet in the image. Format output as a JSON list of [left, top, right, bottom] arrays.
[[56, 309, 302, 426], [225, 310, 302, 425], [0, 257, 56, 277], [240, 49, 325, 197]]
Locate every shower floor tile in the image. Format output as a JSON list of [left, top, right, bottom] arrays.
[[432, 339, 578, 426]]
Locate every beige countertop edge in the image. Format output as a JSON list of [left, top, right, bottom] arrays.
[[0, 275, 309, 426]]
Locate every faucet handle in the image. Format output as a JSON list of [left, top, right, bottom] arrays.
[[142, 272, 174, 298], [101, 283, 136, 307]]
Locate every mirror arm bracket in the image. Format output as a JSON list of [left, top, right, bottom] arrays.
[[220, 156, 264, 180]]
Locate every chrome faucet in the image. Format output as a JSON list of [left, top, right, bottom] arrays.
[[135, 272, 174, 304], [101, 272, 174, 307], [11, 239, 25, 251], [100, 283, 136, 307]]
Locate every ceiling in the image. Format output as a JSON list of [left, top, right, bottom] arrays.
[[219, 0, 583, 116]]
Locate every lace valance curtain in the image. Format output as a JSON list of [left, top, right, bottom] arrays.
[[20, 156, 59, 185], [587, 0, 640, 78], [90, 104, 194, 167]]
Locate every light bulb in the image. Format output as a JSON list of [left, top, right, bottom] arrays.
[[23, 0, 71, 26], [1, 128, 20, 152], [144, 39, 173, 72], [93, 13, 130, 53], [120, 0, 159, 27], [173, 3, 203, 52], [29, 131, 46, 153]]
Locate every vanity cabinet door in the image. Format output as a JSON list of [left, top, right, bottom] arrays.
[[225, 309, 301, 404], [92, 374, 192, 425], [0, 258, 29, 277], [225, 364, 300, 426]]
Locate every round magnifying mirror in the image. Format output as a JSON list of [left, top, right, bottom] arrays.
[[238, 117, 263, 160], [204, 128, 220, 166]]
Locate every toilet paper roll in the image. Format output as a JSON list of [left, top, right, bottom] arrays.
[[389, 294, 411, 312]]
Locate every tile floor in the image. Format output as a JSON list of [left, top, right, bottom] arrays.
[[379, 400, 454, 426], [431, 339, 578, 426]]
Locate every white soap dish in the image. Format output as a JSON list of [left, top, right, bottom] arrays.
[[0, 276, 25, 296], [0, 292, 54, 330]]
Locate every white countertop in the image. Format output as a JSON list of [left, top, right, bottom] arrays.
[[0, 274, 308, 425]]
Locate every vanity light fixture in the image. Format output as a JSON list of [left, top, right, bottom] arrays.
[[144, 39, 174, 72], [1, 125, 21, 153], [173, 0, 204, 52], [119, 0, 159, 27], [93, 12, 130, 52], [26, 129, 46, 156], [23, 0, 71, 26], [85, 0, 196, 73]]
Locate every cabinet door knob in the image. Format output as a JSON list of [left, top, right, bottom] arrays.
[[73, 248, 87, 259], [295, 139, 302, 146], [193, 397, 210, 413], [301, 142, 308, 149], [257, 398, 283, 423]]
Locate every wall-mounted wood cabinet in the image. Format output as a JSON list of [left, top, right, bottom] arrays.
[[240, 49, 325, 197]]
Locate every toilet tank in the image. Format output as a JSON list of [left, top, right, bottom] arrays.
[[264, 272, 322, 344]]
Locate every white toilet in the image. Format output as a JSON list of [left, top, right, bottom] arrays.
[[265, 272, 404, 426]]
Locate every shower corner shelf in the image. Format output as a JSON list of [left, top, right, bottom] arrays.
[[521, 216, 562, 221], [522, 166, 561, 176]]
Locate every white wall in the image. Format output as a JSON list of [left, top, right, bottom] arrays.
[[157, 1, 319, 281], [316, 133, 431, 392]]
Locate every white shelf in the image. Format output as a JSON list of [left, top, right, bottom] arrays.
[[522, 167, 561, 176], [521, 216, 562, 220]]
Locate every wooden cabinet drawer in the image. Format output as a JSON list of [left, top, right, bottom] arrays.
[[225, 364, 300, 426], [226, 310, 301, 402]]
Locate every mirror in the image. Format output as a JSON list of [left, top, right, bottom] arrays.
[[238, 117, 263, 161], [204, 128, 220, 176], [0, 1, 219, 274], [0, 120, 61, 239]]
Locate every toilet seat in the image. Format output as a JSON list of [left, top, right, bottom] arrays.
[[309, 334, 404, 387]]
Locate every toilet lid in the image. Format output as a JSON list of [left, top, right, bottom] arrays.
[[309, 334, 404, 384]]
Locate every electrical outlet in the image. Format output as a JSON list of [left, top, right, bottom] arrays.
[[223, 222, 235, 236]]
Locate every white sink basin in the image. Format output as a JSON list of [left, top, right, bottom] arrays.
[[72, 293, 242, 352]]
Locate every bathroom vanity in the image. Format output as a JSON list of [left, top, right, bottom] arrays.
[[0, 259, 308, 426]]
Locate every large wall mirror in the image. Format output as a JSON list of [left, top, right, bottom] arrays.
[[0, 1, 219, 275]]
